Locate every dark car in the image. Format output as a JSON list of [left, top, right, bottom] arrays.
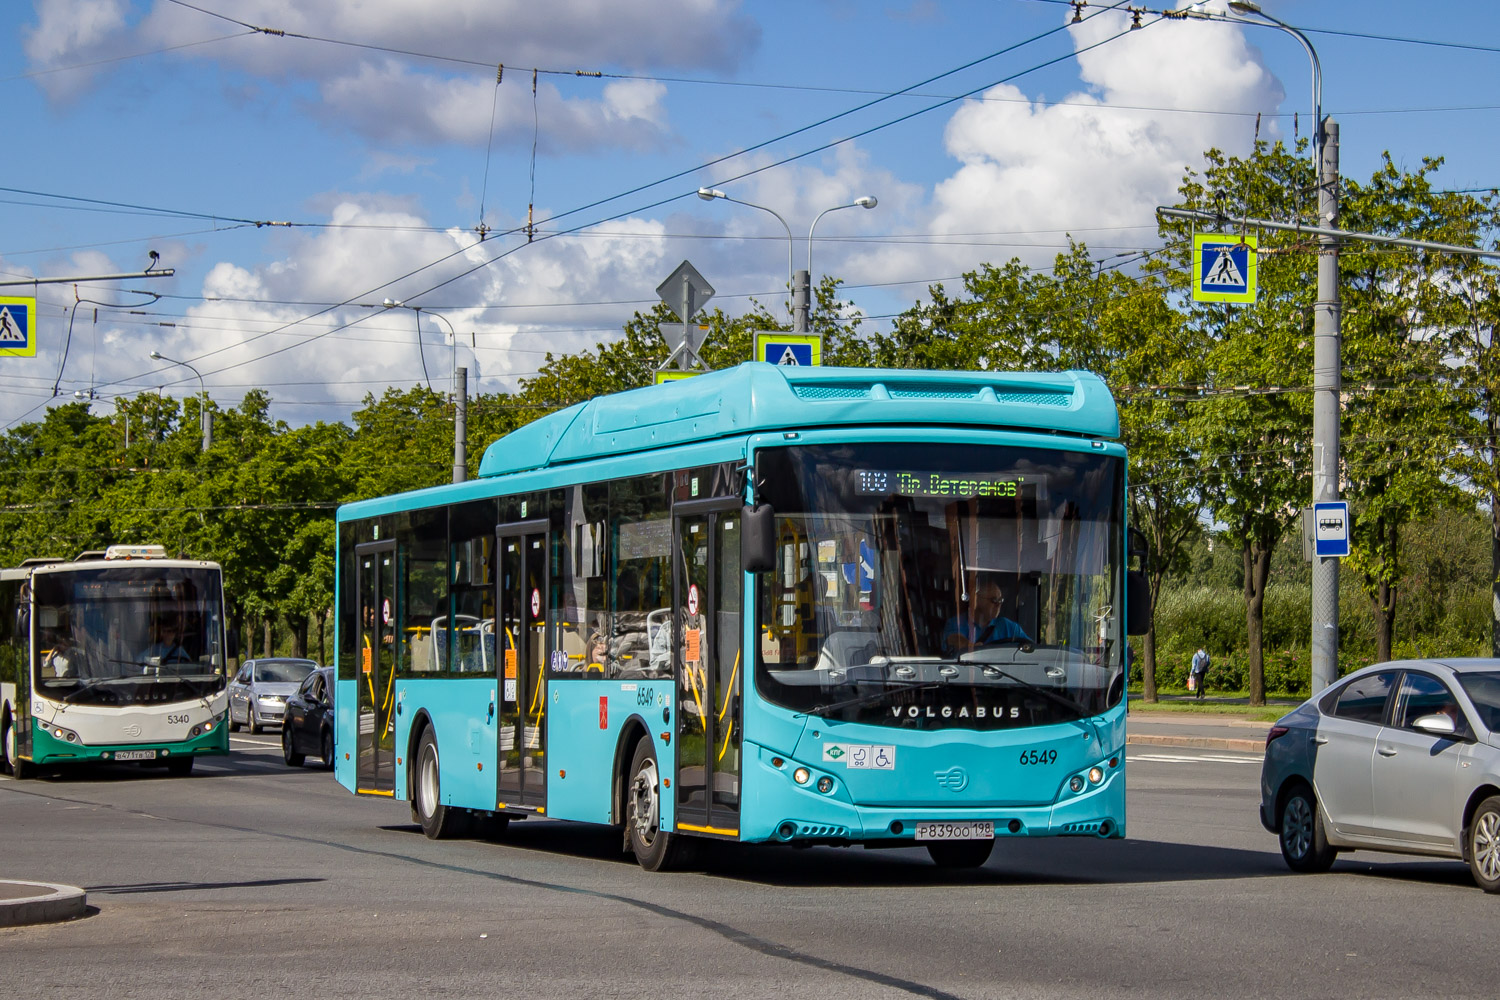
[[282, 666, 335, 769]]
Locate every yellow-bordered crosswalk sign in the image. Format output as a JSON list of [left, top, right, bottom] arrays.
[[654, 370, 701, 385], [1193, 233, 1257, 304], [0, 296, 37, 357], [753, 331, 821, 367]]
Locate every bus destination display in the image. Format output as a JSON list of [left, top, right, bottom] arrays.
[[855, 470, 1030, 499]]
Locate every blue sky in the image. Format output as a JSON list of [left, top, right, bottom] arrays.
[[4, 0, 1498, 428]]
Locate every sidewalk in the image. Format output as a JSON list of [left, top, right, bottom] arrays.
[[0, 880, 87, 927], [1126, 712, 1271, 753], [1125, 695, 1290, 753]]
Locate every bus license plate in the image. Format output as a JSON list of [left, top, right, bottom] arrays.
[[114, 750, 157, 761], [916, 821, 994, 841]]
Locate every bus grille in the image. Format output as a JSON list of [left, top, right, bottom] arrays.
[[794, 822, 849, 839], [1060, 820, 1104, 835]]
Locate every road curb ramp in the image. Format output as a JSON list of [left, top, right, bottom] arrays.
[[0, 880, 87, 927]]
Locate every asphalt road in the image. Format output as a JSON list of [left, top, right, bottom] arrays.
[[1, 734, 1496, 999]]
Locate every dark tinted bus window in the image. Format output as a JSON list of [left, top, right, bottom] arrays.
[[1331, 671, 1397, 725]]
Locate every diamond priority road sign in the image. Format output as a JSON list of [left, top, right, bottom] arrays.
[[1192, 233, 1257, 304]]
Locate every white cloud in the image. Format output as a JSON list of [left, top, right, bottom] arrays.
[[25, 0, 754, 150], [856, 2, 1284, 285]]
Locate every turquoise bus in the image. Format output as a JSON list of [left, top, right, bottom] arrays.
[[0, 545, 232, 778], [333, 363, 1146, 870]]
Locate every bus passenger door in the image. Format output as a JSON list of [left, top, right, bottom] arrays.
[[496, 522, 549, 810], [673, 501, 742, 838], [355, 541, 397, 795]]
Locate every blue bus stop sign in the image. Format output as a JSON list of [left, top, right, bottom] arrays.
[[1312, 501, 1350, 558]]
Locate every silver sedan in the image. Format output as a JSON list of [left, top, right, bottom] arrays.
[[227, 658, 317, 734], [1261, 658, 1500, 891]]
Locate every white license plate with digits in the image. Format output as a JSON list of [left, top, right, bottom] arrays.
[[114, 750, 157, 761], [915, 821, 994, 841]]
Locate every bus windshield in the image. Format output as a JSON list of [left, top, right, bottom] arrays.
[[31, 564, 227, 706], [754, 443, 1124, 730]]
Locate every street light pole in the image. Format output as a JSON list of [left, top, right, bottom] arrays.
[[147, 351, 210, 453], [802, 196, 878, 334], [1228, 1, 1340, 693], [384, 299, 469, 483], [697, 188, 794, 319]]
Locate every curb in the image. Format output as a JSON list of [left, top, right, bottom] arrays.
[[1126, 734, 1266, 753], [0, 881, 87, 928]]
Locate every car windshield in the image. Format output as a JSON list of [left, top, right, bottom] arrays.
[[32, 564, 226, 706], [255, 661, 315, 684], [1458, 672, 1500, 731], [753, 443, 1125, 730]]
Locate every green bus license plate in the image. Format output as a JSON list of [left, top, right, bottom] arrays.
[[114, 750, 157, 761], [916, 821, 994, 841]]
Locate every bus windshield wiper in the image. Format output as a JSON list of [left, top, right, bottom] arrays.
[[962, 663, 1091, 719], [801, 680, 947, 718], [59, 676, 138, 704]]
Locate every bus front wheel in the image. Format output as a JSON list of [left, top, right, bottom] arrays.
[[926, 838, 994, 869], [414, 728, 468, 839], [627, 738, 687, 872], [2, 717, 30, 780], [166, 756, 194, 777]]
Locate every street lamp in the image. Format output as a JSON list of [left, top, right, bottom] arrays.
[[1227, 1, 1341, 694], [697, 187, 795, 308], [383, 299, 470, 484], [698, 188, 879, 334], [147, 350, 210, 452], [804, 196, 878, 333]]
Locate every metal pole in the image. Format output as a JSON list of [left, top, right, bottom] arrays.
[[148, 351, 209, 453], [453, 367, 468, 484], [1310, 118, 1341, 693]]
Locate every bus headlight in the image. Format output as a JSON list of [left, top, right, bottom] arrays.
[[1088, 766, 1105, 785], [793, 767, 811, 785], [1069, 776, 1085, 793], [816, 776, 834, 794], [46, 723, 81, 743]]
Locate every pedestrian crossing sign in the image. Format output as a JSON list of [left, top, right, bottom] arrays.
[[753, 331, 821, 367], [1192, 233, 1257, 304], [0, 296, 36, 357]]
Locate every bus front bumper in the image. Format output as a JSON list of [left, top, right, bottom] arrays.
[[28, 716, 230, 765], [736, 743, 1126, 845]]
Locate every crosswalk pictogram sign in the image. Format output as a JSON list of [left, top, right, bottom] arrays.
[[753, 331, 821, 367], [1193, 233, 1257, 304], [0, 296, 36, 357]]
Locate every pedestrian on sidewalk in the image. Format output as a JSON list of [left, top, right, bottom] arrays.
[[1190, 647, 1210, 700]]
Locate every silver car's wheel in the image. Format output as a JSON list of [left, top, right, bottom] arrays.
[[1279, 784, 1336, 874], [1468, 796, 1500, 892], [247, 703, 260, 735]]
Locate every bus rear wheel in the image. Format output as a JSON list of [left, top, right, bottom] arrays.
[[414, 728, 468, 839], [626, 738, 687, 872], [926, 838, 994, 869]]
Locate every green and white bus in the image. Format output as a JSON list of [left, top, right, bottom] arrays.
[[0, 545, 231, 778]]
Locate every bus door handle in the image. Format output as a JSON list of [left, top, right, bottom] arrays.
[[488, 701, 495, 723]]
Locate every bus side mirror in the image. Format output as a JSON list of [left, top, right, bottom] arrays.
[[1128, 527, 1148, 562], [742, 504, 776, 573], [1126, 570, 1151, 636], [226, 628, 240, 660]]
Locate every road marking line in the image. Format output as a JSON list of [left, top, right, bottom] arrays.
[[1131, 752, 1263, 764]]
